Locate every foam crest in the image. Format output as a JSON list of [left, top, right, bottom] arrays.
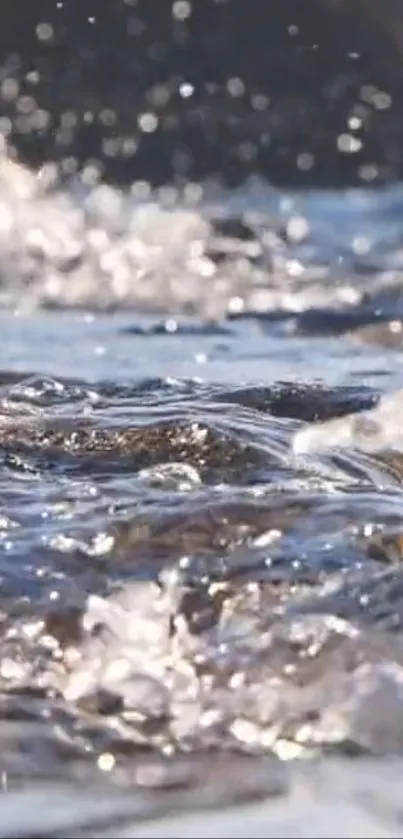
[[293, 389, 403, 456]]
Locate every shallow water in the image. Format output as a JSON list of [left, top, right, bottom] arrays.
[[4, 151, 403, 832]]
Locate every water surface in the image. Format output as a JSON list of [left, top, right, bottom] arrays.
[[1, 155, 403, 834]]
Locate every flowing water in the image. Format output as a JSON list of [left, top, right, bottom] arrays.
[[4, 149, 403, 834]]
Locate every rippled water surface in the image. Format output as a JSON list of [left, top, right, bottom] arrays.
[[4, 152, 403, 832]]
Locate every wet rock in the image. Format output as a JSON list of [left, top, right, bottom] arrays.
[[109, 495, 313, 565], [216, 383, 378, 423], [352, 320, 403, 347], [289, 306, 395, 337], [121, 320, 234, 337], [363, 530, 403, 564], [0, 418, 267, 484]]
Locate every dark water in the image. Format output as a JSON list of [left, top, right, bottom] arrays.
[[5, 0, 403, 190], [1, 151, 403, 835]]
